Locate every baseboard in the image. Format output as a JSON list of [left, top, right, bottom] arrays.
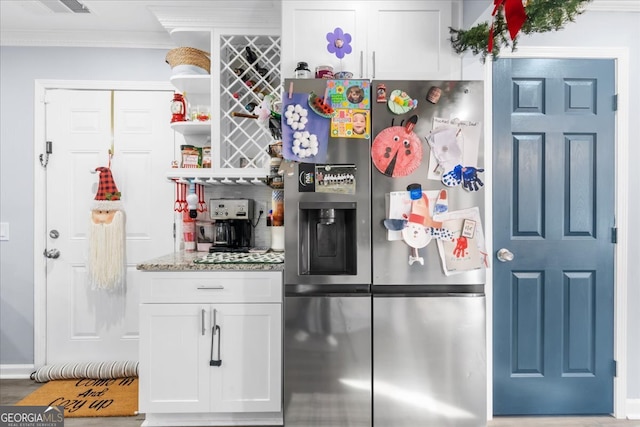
[[627, 398, 640, 420], [0, 364, 35, 379]]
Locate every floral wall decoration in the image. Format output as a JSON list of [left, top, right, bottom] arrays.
[[449, 0, 593, 62], [326, 27, 352, 59]]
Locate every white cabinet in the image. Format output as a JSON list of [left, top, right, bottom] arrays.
[[139, 271, 283, 426], [168, 28, 282, 183], [282, 1, 461, 80]]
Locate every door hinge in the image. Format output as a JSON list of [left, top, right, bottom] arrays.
[[611, 227, 618, 244], [173, 222, 176, 239], [613, 359, 617, 377], [613, 94, 618, 111]]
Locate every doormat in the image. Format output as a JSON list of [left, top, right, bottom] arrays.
[[15, 377, 138, 417]]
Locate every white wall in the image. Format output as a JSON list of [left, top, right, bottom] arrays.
[[461, 7, 640, 406], [0, 46, 279, 368], [0, 46, 172, 365]]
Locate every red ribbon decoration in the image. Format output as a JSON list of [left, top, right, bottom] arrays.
[[488, 0, 527, 53]]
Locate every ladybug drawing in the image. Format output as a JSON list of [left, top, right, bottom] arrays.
[[371, 115, 422, 177]]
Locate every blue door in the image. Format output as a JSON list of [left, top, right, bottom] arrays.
[[492, 58, 616, 415]]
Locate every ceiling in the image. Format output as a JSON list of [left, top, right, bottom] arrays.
[[0, 0, 282, 49], [1, 0, 636, 49]]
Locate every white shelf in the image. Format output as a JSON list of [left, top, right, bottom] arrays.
[[170, 121, 211, 136], [166, 169, 269, 185], [170, 75, 210, 95]]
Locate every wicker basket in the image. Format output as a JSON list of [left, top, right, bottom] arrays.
[[165, 47, 211, 73]]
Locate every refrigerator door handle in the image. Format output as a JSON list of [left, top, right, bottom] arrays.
[[359, 51, 364, 78]]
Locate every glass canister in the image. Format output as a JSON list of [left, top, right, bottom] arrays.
[[294, 61, 311, 78]]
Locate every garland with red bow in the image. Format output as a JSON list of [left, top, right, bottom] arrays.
[[449, 0, 592, 62]]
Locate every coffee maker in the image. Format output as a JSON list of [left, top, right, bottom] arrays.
[[208, 199, 254, 252]]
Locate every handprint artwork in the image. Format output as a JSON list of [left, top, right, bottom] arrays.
[[442, 164, 485, 191], [452, 236, 468, 258]]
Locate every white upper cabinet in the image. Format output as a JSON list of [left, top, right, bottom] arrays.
[[166, 28, 282, 182], [282, 2, 365, 78], [282, 1, 462, 80]]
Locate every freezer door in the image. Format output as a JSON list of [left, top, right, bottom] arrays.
[[284, 295, 371, 427], [373, 295, 486, 427]]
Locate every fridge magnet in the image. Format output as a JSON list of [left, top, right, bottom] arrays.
[[376, 84, 387, 103], [315, 164, 357, 195], [297, 163, 316, 192], [433, 207, 489, 276], [426, 86, 443, 104], [282, 92, 329, 163], [330, 109, 370, 139], [326, 79, 371, 110], [308, 92, 335, 118], [371, 115, 422, 177], [387, 89, 418, 115]]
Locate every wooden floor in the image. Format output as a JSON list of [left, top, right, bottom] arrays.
[[1, 379, 638, 426]]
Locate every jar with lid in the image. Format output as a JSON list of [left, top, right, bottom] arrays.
[[294, 62, 311, 78]]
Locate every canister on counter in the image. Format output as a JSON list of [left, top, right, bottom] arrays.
[[294, 61, 311, 78], [315, 65, 334, 79]]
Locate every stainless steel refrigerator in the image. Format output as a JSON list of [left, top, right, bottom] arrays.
[[283, 79, 486, 427]]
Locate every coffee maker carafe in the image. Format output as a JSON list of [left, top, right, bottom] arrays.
[[209, 199, 254, 252]]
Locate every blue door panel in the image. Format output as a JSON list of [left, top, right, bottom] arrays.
[[493, 58, 615, 415]]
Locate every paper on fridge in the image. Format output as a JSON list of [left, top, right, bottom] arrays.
[[426, 117, 482, 181], [433, 206, 489, 275], [386, 190, 440, 241]]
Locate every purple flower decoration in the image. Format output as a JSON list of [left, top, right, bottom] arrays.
[[326, 27, 352, 59]]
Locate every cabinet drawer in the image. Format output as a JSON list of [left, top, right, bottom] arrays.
[[140, 271, 282, 303]]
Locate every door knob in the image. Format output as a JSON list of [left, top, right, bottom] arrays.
[[497, 248, 514, 262], [44, 249, 60, 259]]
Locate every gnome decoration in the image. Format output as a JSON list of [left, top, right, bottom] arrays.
[[88, 166, 125, 290]]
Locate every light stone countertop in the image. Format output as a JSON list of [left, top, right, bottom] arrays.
[[136, 250, 285, 272]]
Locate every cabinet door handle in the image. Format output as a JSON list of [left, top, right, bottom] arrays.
[[210, 323, 222, 367], [201, 308, 206, 336], [359, 51, 364, 78], [372, 51, 376, 79], [197, 286, 224, 290]]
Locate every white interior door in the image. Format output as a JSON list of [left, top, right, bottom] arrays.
[[44, 89, 175, 364]]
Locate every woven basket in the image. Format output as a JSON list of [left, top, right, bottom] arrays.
[[165, 47, 211, 73]]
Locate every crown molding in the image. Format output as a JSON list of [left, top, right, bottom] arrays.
[[0, 29, 173, 49], [149, 2, 281, 32], [587, 0, 640, 12]]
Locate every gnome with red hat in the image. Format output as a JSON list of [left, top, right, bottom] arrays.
[[88, 166, 125, 290]]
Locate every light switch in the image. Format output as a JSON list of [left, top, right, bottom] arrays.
[[0, 222, 8, 241]]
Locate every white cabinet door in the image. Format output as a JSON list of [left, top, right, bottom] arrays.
[[282, 1, 460, 80], [282, 1, 366, 78], [139, 304, 210, 414], [140, 302, 282, 414], [212, 303, 282, 413], [367, 1, 459, 80]]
